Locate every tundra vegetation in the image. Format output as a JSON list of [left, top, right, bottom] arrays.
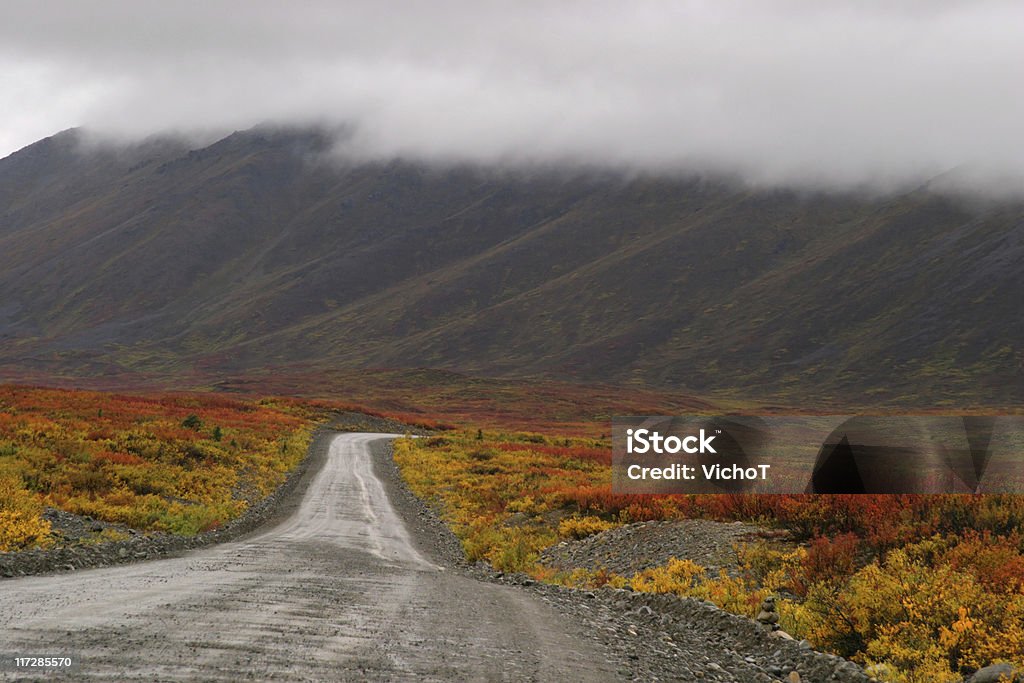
[[3, 383, 1021, 681], [0, 386, 318, 547], [394, 432, 1024, 683]]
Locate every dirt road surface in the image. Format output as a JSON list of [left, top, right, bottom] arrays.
[[0, 433, 619, 681]]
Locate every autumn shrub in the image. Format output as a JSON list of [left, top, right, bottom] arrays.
[[735, 541, 804, 589], [791, 532, 862, 592], [941, 531, 1024, 593], [558, 515, 616, 539], [393, 433, 606, 571], [461, 521, 557, 572], [626, 557, 769, 617], [0, 474, 52, 551], [0, 385, 319, 547], [813, 549, 1024, 681], [630, 557, 706, 594]]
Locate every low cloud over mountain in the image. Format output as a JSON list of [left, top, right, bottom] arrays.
[[2, 1, 1023, 193]]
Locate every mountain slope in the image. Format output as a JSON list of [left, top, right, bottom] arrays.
[[1, 127, 1021, 405]]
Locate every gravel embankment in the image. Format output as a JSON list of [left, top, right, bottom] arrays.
[[541, 519, 785, 577]]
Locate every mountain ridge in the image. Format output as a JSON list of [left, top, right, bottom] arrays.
[[1, 127, 1021, 406]]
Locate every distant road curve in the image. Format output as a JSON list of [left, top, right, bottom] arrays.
[[0, 433, 617, 681]]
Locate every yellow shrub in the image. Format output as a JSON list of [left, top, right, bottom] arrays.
[[696, 571, 769, 616], [558, 515, 616, 539], [630, 557, 706, 594], [797, 549, 1024, 681], [0, 475, 51, 551], [507, 496, 549, 516]]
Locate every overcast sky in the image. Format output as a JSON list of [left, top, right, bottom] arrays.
[[2, 1, 1023, 191]]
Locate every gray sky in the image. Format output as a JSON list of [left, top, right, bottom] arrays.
[[2, 1, 1023, 191]]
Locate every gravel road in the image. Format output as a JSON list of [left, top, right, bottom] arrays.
[[0, 433, 619, 681], [1, 432, 874, 682]]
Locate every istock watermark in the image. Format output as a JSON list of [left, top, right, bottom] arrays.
[[612, 415, 1024, 494], [625, 427, 719, 454]]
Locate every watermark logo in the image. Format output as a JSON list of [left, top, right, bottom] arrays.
[[626, 428, 718, 454], [613, 415, 1024, 494]]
